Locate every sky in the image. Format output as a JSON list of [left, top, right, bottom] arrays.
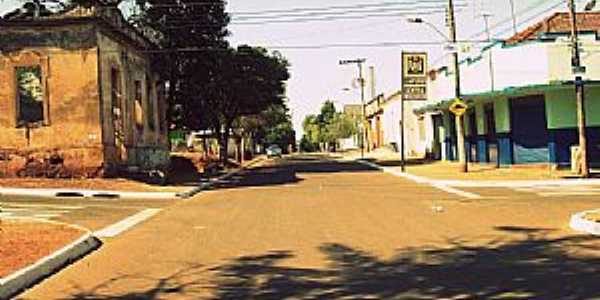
[[0, 0, 593, 138]]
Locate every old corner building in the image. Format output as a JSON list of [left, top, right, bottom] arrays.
[[417, 11, 600, 169], [0, 0, 169, 177]]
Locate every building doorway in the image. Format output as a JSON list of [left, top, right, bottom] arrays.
[[510, 95, 549, 164], [111, 68, 127, 163]]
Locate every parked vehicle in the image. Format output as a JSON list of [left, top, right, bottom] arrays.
[[266, 145, 283, 158]]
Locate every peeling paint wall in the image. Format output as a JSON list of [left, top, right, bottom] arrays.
[[0, 22, 169, 177], [97, 30, 169, 173], [0, 39, 103, 176]]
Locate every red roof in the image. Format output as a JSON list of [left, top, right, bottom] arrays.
[[505, 12, 600, 45]]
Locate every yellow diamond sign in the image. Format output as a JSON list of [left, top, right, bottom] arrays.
[[449, 98, 468, 116]]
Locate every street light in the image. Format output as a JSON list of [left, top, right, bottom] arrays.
[[408, 1, 468, 173], [407, 18, 450, 42], [339, 58, 367, 159]]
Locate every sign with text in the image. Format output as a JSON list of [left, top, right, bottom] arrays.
[[402, 52, 428, 101]]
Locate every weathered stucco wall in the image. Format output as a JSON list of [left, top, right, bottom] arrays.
[[0, 44, 103, 176], [97, 30, 169, 173]]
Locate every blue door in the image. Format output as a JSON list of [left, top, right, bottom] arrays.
[[510, 95, 549, 164]]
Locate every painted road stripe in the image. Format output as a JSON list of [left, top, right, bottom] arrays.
[[356, 159, 481, 199], [431, 184, 482, 199], [0, 203, 84, 210], [537, 192, 600, 197], [94, 208, 162, 238]]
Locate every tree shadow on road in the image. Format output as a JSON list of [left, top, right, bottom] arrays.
[[53, 264, 207, 300], [210, 227, 600, 300], [53, 227, 600, 300]]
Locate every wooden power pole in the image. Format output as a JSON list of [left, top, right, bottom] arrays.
[[448, 0, 468, 172], [568, 0, 589, 177]]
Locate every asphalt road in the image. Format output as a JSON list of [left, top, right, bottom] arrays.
[[17, 154, 600, 299]]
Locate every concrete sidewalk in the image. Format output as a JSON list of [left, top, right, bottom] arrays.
[[0, 155, 267, 200], [341, 149, 600, 188]]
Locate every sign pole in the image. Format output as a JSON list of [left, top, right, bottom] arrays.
[[401, 51, 428, 172], [400, 93, 406, 172], [448, 0, 468, 173]]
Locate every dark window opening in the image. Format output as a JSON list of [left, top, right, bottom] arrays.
[[146, 76, 155, 130], [16, 66, 44, 126], [156, 82, 165, 133], [134, 80, 143, 130]]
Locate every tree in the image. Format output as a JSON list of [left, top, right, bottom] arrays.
[[133, 1, 289, 165], [238, 103, 296, 154], [182, 46, 290, 165], [301, 101, 358, 152], [131, 0, 230, 132], [327, 113, 358, 141]]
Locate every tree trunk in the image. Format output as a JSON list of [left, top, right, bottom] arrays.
[[219, 126, 230, 167]]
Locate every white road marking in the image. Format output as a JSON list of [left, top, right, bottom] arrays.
[[32, 214, 61, 218], [356, 160, 481, 199], [0, 203, 84, 210], [94, 208, 162, 238], [431, 184, 482, 199], [0, 203, 84, 220], [509, 184, 600, 197]]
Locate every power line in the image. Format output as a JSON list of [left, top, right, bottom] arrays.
[[231, 0, 464, 16], [161, 8, 454, 28], [469, 0, 564, 39], [230, 9, 453, 26], [4, 39, 502, 55], [231, 4, 464, 22], [495, 0, 567, 37]]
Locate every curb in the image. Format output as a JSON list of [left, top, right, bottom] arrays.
[[570, 209, 600, 235], [351, 158, 600, 188], [0, 218, 101, 300], [0, 188, 178, 200], [355, 159, 482, 199], [176, 155, 268, 199]]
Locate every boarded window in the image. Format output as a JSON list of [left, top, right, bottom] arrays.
[[16, 66, 44, 126], [146, 76, 155, 130], [111, 68, 122, 115], [134, 80, 144, 130], [156, 82, 165, 133]]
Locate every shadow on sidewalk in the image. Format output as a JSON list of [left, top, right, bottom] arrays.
[[58, 226, 600, 299], [361, 157, 436, 168]]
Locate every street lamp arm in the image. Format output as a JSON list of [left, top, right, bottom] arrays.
[[407, 18, 450, 42]]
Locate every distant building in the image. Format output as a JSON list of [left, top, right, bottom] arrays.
[[416, 11, 600, 168], [0, 0, 169, 177], [364, 92, 423, 156], [338, 104, 362, 151]]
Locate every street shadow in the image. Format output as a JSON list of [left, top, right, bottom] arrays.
[[209, 227, 600, 300], [362, 158, 436, 168], [51, 227, 600, 299], [52, 264, 207, 300], [210, 156, 378, 190]]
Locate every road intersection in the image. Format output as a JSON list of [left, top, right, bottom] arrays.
[[9, 154, 600, 299]]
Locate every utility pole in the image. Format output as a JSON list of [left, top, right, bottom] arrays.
[[568, 0, 589, 177], [508, 0, 518, 35], [448, 0, 468, 172], [340, 58, 367, 159]]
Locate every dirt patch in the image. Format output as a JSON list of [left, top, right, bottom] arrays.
[[0, 219, 85, 278]]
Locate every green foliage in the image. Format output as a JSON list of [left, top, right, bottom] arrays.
[[327, 113, 358, 140], [299, 135, 318, 152], [301, 101, 359, 152], [132, 1, 289, 164], [239, 103, 295, 152]]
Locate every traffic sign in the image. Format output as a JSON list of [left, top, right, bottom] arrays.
[[449, 98, 468, 116], [401, 52, 428, 101]]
